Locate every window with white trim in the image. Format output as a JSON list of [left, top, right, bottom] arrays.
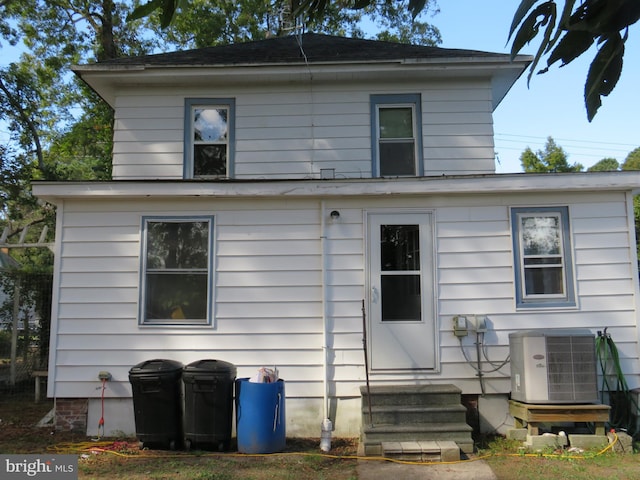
[[140, 217, 213, 325], [371, 94, 423, 177], [511, 207, 575, 308], [185, 98, 235, 178]]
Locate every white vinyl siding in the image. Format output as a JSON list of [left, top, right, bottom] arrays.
[[47, 191, 640, 435], [111, 80, 495, 180]]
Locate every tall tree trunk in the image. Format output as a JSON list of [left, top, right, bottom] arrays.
[[98, 0, 117, 61]]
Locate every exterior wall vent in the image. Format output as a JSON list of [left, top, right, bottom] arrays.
[[509, 329, 599, 404]]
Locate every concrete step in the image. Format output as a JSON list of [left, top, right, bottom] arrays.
[[362, 404, 468, 425], [361, 422, 474, 454], [359, 384, 475, 456], [381, 440, 460, 462], [360, 384, 462, 407]]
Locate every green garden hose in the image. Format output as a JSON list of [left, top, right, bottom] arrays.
[[596, 329, 639, 439]]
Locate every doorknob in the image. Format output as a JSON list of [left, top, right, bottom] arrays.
[[371, 286, 379, 303]]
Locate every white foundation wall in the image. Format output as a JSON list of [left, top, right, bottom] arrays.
[[87, 397, 362, 438]]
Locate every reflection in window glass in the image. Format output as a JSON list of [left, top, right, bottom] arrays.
[[143, 219, 211, 324], [192, 106, 229, 177], [194, 108, 227, 142], [380, 224, 421, 322], [379, 108, 413, 138], [381, 225, 420, 271], [521, 216, 560, 255]]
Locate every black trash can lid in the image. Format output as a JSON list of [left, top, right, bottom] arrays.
[[129, 359, 184, 374], [183, 359, 236, 375]]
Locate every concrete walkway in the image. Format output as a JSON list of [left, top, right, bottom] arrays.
[[357, 458, 497, 480]]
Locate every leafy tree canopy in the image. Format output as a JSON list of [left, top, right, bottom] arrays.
[[136, 0, 441, 47], [622, 147, 640, 170], [587, 157, 619, 172], [520, 136, 584, 173]]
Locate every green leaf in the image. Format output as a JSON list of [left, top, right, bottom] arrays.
[[545, 30, 594, 69], [509, 0, 543, 40], [408, 0, 427, 19], [568, 0, 640, 34], [353, 0, 370, 9], [585, 33, 624, 121], [159, 0, 178, 28], [546, 0, 578, 50], [510, 2, 555, 60], [126, 0, 164, 22], [526, 2, 556, 84]]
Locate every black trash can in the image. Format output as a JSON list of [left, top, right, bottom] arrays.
[[128, 359, 183, 450], [182, 359, 237, 451]]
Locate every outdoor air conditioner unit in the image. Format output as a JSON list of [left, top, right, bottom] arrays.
[[509, 329, 599, 404]]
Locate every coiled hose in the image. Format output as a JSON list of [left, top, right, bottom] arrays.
[[596, 328, 639, 439]]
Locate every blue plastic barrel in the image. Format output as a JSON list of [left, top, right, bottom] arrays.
[[235, 378, 285, 453]]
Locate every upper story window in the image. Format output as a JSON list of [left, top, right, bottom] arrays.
[[140, 217, 214, 325], [371, 94, 423, 177], [511, 207, 576, 309], [185, 98, 235, 179]]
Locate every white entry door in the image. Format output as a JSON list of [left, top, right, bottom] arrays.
[[367, 212, 436, 370]]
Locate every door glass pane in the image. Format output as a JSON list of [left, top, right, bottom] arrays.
[[381, 275, 421, 321], [381, 225, 420, 271], [380, 223, 421, 322]]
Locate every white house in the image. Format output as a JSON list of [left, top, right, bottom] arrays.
[[33, 33, 640, 443]]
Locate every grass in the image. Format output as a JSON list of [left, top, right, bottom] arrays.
[[479, 434, 640, 480], [2, 391, 640, 479]]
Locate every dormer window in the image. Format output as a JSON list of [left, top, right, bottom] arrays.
[[371, 94, 423, 177], [185, 98, 235, 179]]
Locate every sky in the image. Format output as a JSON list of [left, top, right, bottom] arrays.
[[434, 1, 640, 173]]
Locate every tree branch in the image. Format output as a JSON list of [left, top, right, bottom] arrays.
[[0, 74, 46, 175]]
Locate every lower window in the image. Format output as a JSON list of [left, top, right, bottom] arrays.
[[140, 217, 213, 325], [511, 207, 575, 308]]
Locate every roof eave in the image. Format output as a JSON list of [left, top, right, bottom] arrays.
[[32, 172, 640, 204], [73, 55, 531, 109]]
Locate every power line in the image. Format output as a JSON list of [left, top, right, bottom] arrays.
[[494, 133, 638, 161], [495, 132, 639, 149]]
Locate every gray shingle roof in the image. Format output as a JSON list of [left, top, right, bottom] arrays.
[[97, 32, 509, 67]]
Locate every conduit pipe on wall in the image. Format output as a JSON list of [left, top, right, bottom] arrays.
[[319, 200, 332, 452]]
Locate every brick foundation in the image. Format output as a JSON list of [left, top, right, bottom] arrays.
[[55, 398, 88, 433]]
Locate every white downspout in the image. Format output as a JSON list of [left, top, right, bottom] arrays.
[[319, 200, 332, 451]]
